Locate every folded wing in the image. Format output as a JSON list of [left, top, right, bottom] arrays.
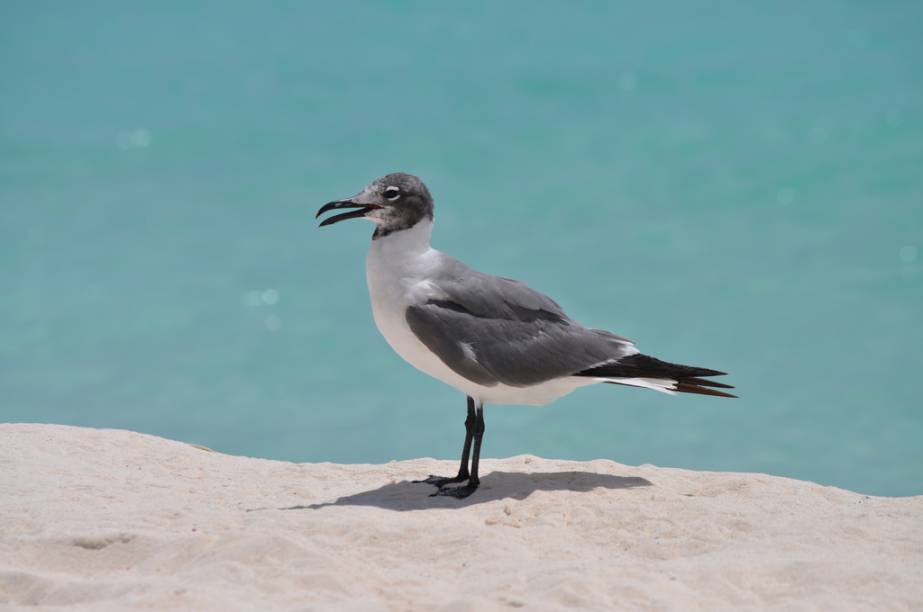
[[405, 260, 636, 388]]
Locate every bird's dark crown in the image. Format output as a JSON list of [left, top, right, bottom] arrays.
[[370, 172, 434, 239]]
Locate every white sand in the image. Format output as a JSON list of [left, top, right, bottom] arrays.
[[1, 424, 921, 611]]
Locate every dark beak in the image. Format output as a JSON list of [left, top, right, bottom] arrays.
[[315, 200, 382, 227]]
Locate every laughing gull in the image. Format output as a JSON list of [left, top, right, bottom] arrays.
[[317, 172, 734, 498]]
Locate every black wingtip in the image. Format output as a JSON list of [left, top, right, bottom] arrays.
[[575, 354, 730, 382], [674, 382, 738, 399], [684, 377, 735, 389], [577, 353, 736, 398]]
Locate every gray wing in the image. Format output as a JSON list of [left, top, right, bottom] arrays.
[[405, 257, 635, 388]]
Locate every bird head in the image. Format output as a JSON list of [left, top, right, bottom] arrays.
[[316, 173, 434, 237]]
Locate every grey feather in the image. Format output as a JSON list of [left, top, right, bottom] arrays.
[[406, 257, 635, 387]]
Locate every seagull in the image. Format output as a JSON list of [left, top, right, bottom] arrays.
[[317, 172, 735, 498]]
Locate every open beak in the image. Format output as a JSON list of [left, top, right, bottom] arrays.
[[316, 200, 382, 227]]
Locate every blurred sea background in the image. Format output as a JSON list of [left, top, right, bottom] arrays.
[[2, 2, 921, 496]]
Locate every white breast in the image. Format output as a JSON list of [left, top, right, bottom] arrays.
[[364, 221, 596, 406], [365, 222, 473, 392]]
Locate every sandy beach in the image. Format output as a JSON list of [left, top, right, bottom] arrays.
[[1, 423, 920, 610]]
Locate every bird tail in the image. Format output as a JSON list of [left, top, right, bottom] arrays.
[[575, 354, 737, 398]]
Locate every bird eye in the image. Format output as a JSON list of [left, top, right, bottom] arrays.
[[383, 186, 401, 201]]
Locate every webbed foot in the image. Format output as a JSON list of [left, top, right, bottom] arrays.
[[431, 481, 479, 499], [413, 474, 469, 488]]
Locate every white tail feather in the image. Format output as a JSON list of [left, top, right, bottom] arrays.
[[597, 377, 678, 395]]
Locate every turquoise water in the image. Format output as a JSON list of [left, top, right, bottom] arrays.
[[2, 2, 921, 496]]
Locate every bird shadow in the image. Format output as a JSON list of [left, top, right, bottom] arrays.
[[270, 470, 652, 512]]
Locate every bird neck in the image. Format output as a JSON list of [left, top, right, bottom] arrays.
[[369, 218, 433, 257]]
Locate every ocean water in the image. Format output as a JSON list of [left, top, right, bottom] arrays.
[[2, 2, 921, 496]]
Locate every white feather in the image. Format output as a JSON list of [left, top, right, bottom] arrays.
[[598, 377, 678, 395]]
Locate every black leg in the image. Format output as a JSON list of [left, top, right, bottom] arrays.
[[435, 402, 484, 498], [414, 397, 476, 487]]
